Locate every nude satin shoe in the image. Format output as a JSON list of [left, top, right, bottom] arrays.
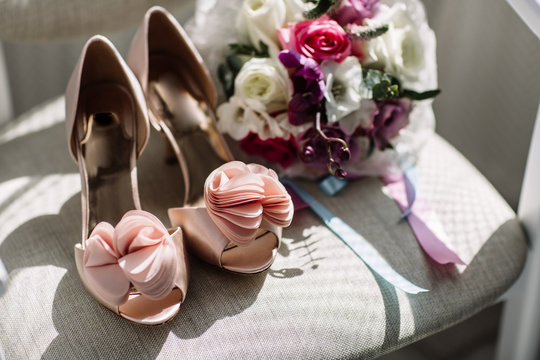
[[127, 6, 233, 206], [127, 7, 293, 274], [65, 35, 188, 325]]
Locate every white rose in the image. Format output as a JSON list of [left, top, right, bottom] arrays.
[[236, 0, 286, 56], [283, 0, 309, 22], [322, 57, 363, 123], [362, 3, 433, 87], [217, 96, 302, 141], [234, 57, 292, 113]]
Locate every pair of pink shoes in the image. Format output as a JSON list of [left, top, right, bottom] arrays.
[[66, 7, 294, 325]]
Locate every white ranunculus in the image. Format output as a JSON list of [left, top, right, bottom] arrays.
[[217, 96, 296, 141], [234, 57, 292, 113], [362, 3, 429, 86], [236, 0, 286, 56], [322, 57, 363, 123]]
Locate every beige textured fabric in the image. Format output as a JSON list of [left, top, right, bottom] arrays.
[[0, 1, 193, 41], [0, 97, 527, 359]]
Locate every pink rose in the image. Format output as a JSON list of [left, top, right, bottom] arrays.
[[83, 210, 177, 306], [205, 161, 294, 246], [278, 16, 352, 63]]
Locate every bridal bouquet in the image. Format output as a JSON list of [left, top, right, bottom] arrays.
[[188, 0, 439, 178]]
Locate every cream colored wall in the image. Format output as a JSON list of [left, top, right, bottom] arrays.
[[423, 0, 540, 209], [1, 0, 539, 209]]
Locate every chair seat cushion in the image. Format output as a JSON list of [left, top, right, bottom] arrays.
[[0, 97, 527, 359]]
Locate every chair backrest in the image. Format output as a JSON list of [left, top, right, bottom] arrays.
[[506, 0, 540, 39], [0, 44, 12, 126], [496, 1, 540, 359]]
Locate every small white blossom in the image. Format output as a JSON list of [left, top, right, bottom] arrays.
[[322, 57, 363, 123], [217, 97, 303, 141]]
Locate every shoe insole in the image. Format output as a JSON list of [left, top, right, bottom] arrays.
[[148, 54, 231, 205], [80, 83, 137, 233]]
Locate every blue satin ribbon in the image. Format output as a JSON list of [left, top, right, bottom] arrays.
[[320, 167, 419, 219], [319, 176, 349, 196], [400, 167, 418, 219], [281, 178, 428, 294]]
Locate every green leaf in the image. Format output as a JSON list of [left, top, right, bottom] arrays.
[[360, 69, 441, 101], [401, 88, 441, 101], [360, 69, 401, 100], [348, 24, 389, 41], [226, 54, 249, 73], [303, 0, 335, 19], [228, 41, 269, 58], [218, 63, 235, 98], [367, 138, 375, 156]]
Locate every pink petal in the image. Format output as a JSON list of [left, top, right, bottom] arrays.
[[130, 241, 177, 299], [84, 222, 117, 266], [84, 263, 130, 306]]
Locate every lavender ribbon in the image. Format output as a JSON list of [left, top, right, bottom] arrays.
[[382, 174, 466, 265], [321, 170, 465, 266], [282, 178, 428, 294]]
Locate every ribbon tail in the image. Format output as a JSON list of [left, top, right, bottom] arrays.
[[281, 178, 428, 294], [382, 172, 467, 266]]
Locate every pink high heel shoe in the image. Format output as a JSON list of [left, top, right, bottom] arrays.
[[128, 7, 293, 274], [65, 35, 188, 325], [127, 6, 233, 206], [169, 161, 294, 274]]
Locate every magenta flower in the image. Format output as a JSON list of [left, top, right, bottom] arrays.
[[279, 50, 325, 125], [332, 0, 380, 26]]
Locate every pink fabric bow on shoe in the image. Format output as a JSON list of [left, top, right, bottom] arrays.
[[83, 210, 178, 306], [74, 210, 189, 325], [169, 161, 294, 274]]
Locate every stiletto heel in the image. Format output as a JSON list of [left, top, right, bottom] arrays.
[[65, 35, 188, 325]]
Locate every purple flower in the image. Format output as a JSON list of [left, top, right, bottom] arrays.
[[332, 0, 380, 26], [356, 98, 411, 150], [279, 50, 325, 125]]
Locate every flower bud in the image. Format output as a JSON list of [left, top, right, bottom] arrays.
[[301, 145, 315, 162], [335, 168, 348, 179], [338, 146, 351, 161]]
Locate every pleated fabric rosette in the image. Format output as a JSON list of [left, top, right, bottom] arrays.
[[205, 161, 294, 246]]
